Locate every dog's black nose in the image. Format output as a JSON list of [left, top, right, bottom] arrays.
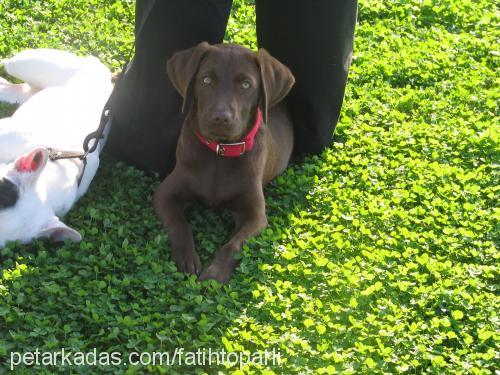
[[211, 110, 233, 125]]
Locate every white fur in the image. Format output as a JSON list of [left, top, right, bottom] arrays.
[[0, 49, 112, 248]]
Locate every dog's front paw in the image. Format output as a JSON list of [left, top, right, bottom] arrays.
[[198, 263, 231, 284], [198, 256, 237, 284], [171, 249, 202, 276]]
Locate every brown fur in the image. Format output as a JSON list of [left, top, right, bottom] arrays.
[[154, 42, 295, 283]]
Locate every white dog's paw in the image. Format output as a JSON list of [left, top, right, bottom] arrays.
[[0, 78, 36, 104]]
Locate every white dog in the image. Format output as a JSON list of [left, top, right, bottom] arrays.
[[0, 49, 112, 248]]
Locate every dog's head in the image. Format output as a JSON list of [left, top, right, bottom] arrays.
[[167, 42, 295, 142], [0, 148, 81, 248]]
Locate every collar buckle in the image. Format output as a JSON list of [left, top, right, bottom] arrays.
[[216, 141, 246, 156]]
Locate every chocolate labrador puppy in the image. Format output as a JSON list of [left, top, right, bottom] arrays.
[[154, 42, 295, 283]]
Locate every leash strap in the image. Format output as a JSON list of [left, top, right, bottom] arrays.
[[47, 148, 88, 187], [47, 149, 85, 160]]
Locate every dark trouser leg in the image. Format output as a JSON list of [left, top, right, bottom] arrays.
[[106, 0, 233, 176], [256, 0, 358, 155]]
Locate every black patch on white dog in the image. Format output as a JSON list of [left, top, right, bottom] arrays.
[[0, 178, 19, 209]]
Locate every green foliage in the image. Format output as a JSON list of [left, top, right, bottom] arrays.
[[0, 0, 498, 373], [0, 0, 134, 70], [0, 102, 18, 118]]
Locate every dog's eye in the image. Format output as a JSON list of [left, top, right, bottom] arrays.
[[202, 76, 212, 85], [241, 80, 252, 89]]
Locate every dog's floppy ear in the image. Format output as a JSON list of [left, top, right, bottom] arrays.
[[167, 41, 212, 114], [38, 216, 82, 243], [255, 48, 295, 124], [13, 147, 49, 186]]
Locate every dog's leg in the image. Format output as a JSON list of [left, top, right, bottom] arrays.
[[0, 77, 36, 104], [198, 188, 268, 283], [154, 176, 201, 276]]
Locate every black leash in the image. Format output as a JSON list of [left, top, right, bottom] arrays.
[[49, 0, 157, 186]]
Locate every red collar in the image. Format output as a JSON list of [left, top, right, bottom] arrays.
[[195, 109, 263, 157]]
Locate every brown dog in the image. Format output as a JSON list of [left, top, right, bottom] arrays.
[[154, 42, 295, 283]]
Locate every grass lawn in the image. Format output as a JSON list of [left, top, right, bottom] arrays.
[[0, 0, 498, 373]]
